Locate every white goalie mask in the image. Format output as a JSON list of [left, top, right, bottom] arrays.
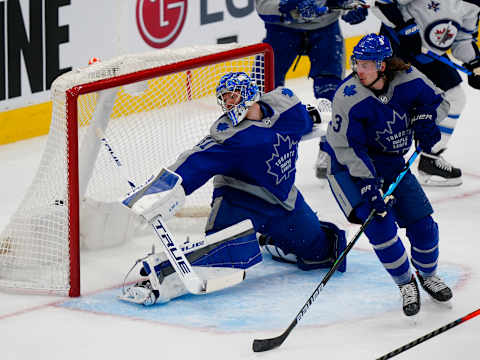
[[216, 72, 260, 126]]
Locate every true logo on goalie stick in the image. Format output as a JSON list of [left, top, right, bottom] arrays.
[[153, 219, 191, 277], [136, 0, 188, 49]]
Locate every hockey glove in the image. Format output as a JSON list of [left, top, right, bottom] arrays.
[[341, 7, 368, 25], [306, 103, 322, 124], [395, 19, 422, 57], [359, 177, 387, 217], [411, 112, 441, 154], [463, 58, 480, 89], [297, 0, 328, 21]]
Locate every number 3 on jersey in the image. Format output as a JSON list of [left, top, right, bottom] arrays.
[[331, 114, 342, 132]]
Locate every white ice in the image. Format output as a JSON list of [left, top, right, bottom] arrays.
[[0, 77, 479, 360]]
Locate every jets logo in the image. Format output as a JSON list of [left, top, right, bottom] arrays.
[[424, 20, 459, 51], [136, 0, 188, 49]]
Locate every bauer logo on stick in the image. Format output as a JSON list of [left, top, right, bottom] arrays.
[[136, 0, 188, 49]]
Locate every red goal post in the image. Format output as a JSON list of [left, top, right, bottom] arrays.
[[0, 43, 274, 297]]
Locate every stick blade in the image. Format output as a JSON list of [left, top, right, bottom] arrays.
[[252, 335, 286, 352]]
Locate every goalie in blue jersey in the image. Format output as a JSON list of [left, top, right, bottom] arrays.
[[322, 34, 453, 317], [120, 72, 347, 306]]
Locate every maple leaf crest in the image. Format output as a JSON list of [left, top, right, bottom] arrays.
[[266, 133, 299, 185], [343, 84, 356, 97], [375, 111, 412, 153], [216, 122, 229, 132], [281, 88, 294, 97]]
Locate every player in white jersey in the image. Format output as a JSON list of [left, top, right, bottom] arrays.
[[373, 0, 480, 186]]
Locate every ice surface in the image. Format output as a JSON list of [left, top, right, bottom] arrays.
[[0, 77, 479, 360]]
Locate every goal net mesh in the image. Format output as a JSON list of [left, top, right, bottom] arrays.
[[0, 43, 272, 296]]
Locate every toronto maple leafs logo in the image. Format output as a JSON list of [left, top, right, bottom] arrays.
[[282, 88, 294, 97], [266, 133, 299, 185], [375, 111, 412, 153], [343, 85, 356, 97], [216, 122, 229, 132], [427, 1, 440, 12]]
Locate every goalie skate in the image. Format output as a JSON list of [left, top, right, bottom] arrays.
[[119, 280, 161, 306]]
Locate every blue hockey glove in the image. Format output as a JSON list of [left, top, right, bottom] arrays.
[[463, 58, 480, 89], [341, 7, 368, 25], [396, 19, 422, 57], [359, 178, 387, 217], [279, 0, 300, 14], [297, 0, 328, 21], [411, 112, 441, 154]]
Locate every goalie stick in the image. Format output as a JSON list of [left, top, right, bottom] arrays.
[[95, 127, 246, 295], [376, 308, 480, 359], [252, 147, 421, 353]]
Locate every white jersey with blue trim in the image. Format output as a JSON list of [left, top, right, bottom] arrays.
[[168, 87, 313, 211], [392, 0, 480, 62], [326, 66, 450, 180], [255, 0, 341, 30]]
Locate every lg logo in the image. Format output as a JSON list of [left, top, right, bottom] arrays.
[[136, 0, 187, 49]]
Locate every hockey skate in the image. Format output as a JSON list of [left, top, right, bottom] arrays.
[[418, 149, 462, 186], [398, 275, 420, 317], [416, 271, 453, 303]]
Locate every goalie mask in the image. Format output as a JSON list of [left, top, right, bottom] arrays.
[[216, 72, 260, 126]]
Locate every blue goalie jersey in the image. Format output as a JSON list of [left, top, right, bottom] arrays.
[[168, 87, 313, 211]]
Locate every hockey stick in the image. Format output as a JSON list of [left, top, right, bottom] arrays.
[[421, 50, 472, 75], [376, 308, 480, 359], [252, 147, 421, 353], [96, 127, 247, 295], [95, 127, 207, 294]]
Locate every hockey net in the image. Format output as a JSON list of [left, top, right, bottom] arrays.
[[0, 43, 274, 296]]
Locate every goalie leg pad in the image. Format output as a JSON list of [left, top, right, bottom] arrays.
[[147, 220, 261, 275]]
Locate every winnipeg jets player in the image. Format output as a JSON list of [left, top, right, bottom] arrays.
[[373, 0, 480, 186], [121, 72, 346, 306], [322, 34, 452, 317], [255, 0, 369, 178]]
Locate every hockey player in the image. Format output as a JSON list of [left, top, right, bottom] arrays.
[[255, 0, 369, 178], [372, 0, 480, 186], [120, 72, 347, 306], [321, 34, 453, 317]]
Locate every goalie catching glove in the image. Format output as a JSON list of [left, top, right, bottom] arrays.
[[122, 168, 185, 222]]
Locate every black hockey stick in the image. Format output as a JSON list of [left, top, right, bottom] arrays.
[[252, 148, 421, 353], [376, 308, 480, 359], [420, 50, 472, 75]]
